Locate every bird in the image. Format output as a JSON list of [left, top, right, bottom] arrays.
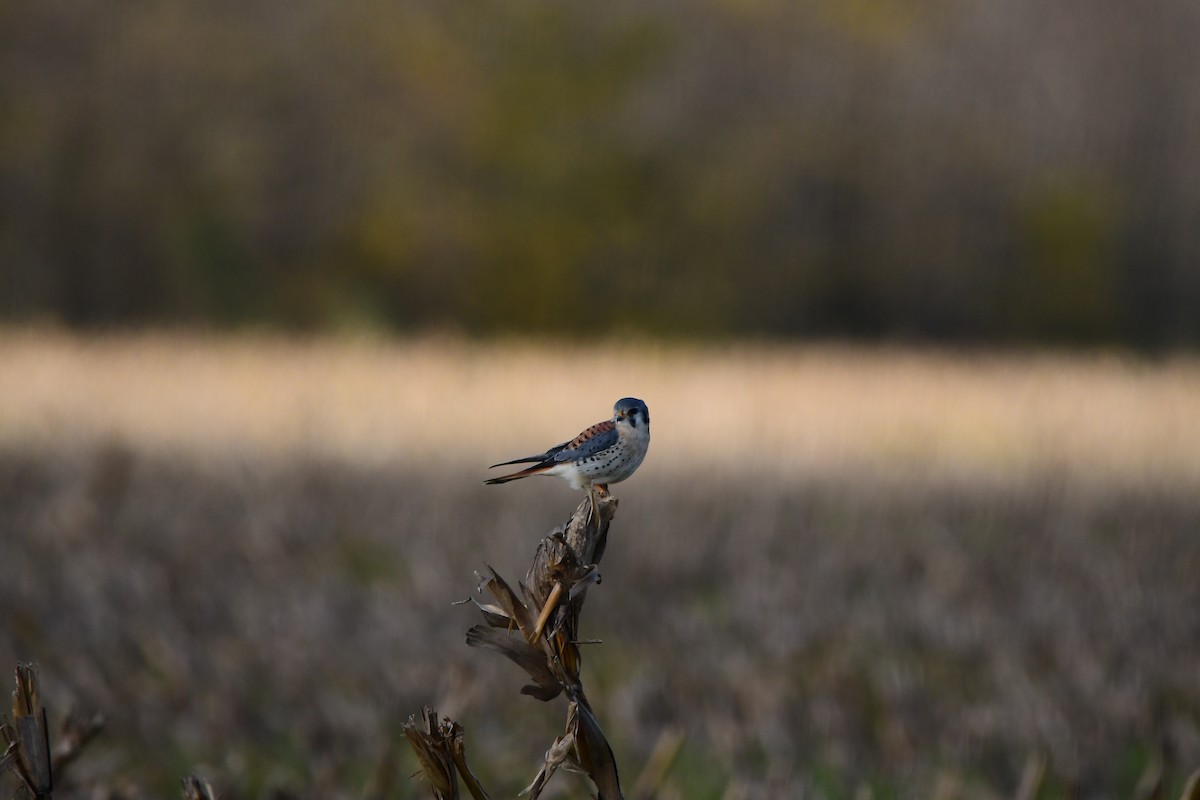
[[484, 397, 650, 495]]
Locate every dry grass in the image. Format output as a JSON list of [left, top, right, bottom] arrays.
[[2, 331, 1200, 798], [2, 330, 1199, 487]]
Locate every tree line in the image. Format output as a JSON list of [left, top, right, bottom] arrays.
[[2, 0, 1198, 346]]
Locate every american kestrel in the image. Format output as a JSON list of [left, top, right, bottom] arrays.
[[485, 397, 650, 492]]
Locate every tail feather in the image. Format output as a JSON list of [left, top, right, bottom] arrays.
[[488, 454, 547, 469], [483, 462, 553, 485]]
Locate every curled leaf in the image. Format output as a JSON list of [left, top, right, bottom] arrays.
[[480, 567, 536, 636], [570, 700, 622, 800], [465, 626, 562, 702]]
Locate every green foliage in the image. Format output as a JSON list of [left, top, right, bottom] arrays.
[[1008, 177, 1124, 343]]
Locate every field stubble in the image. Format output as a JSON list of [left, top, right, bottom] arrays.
[[1, 332, 1199, 798]]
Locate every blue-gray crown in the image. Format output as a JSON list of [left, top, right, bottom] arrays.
[[614, 397, 649, 425]]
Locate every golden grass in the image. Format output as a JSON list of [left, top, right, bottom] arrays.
[[2, 329, 1198, 488]]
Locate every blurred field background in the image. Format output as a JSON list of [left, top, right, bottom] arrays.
[[2, 334, 1199, 798], [4, 0, 1200, 798]]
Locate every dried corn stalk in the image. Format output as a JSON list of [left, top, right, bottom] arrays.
[[404, 490, 623, 799]]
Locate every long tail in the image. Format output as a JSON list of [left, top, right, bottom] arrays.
[[483, 462, 552, 485], [488, 454, 546, 469]]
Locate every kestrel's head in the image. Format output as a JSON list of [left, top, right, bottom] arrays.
[[613, 397, 649, 430]]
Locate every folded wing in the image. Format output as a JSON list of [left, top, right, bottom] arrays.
[[553, 421, 617, 463], [484, 418, 617, 485]]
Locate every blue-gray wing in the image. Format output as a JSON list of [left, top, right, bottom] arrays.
[[552, 421, 618, 463]]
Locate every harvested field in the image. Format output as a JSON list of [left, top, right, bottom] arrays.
[[1, 332, 1199, 798]]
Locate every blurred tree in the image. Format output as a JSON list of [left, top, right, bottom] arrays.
[[1007, 177, 1123, 343], [2, 0, 1199, 346]]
